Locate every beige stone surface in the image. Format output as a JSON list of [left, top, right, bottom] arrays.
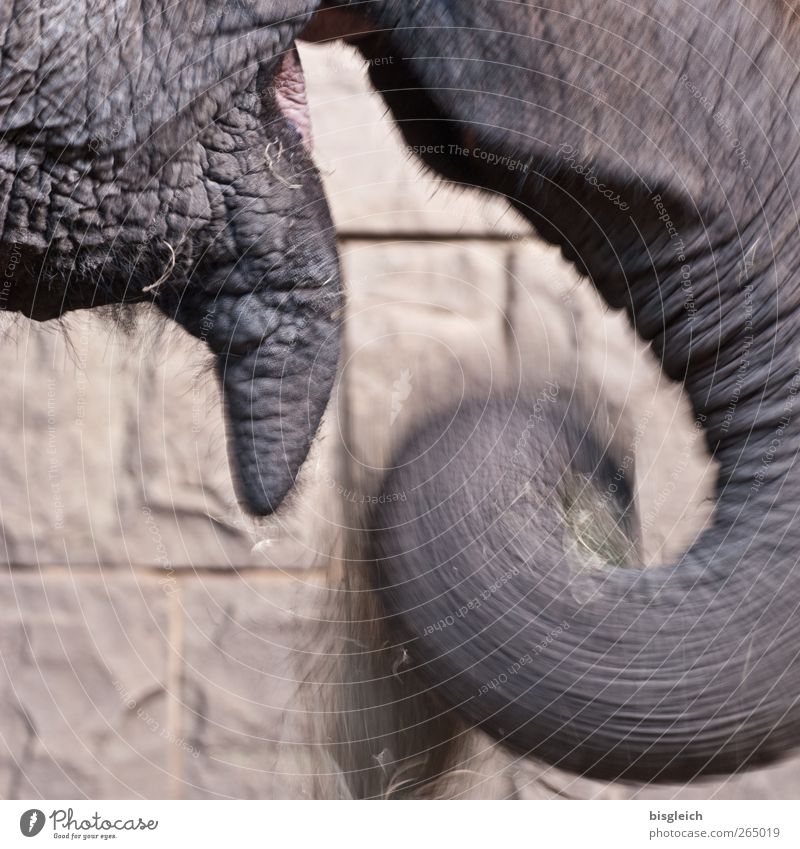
[[0, 313, 343, 571], [0, 573, 174, 798], [301, 43, 529, 238], [0, 314, 258, 569], [177, 575, 328, 799], [339, 238, 512, 494]]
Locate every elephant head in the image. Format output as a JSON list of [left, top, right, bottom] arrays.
[[306, 1, 800, 781], [0, 0, 341, 514]]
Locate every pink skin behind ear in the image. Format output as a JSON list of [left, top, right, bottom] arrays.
[[274, 46, 314, 152]]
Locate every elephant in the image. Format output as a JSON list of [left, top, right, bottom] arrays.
[[2, 0, 799, 790], [304, 0, 800, 785], [0, 0, 342, 516]]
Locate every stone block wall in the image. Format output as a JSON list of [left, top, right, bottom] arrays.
[[0, 42, 796, 799]]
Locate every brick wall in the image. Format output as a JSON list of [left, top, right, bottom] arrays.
[[0, 42, 796, 799]]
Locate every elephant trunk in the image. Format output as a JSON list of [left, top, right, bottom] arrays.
[[154, 160, 341, 514], [152, 52, 341, 517], [166, 254, 341, 514], [368, 249, 800, 782], [214, 281, 341, 515]]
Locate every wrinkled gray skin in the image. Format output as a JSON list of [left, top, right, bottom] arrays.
[[0, 0, 341, 514], [308, 0, 800, 785], [4, 0, 800, 789]]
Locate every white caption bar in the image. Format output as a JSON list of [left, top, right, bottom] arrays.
[[0, 800, 797, 848]]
